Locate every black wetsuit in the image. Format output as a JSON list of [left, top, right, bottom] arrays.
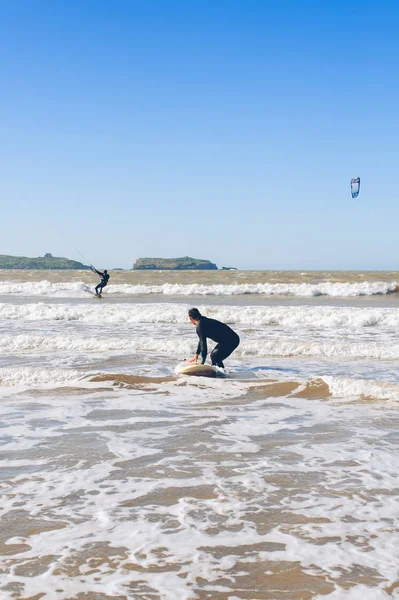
[[195, 316, 240, 368], [94, 270, 110, 296]]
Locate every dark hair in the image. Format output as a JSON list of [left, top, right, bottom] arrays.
[[104, 270, 108, 273], [188, 308, 201, 320]]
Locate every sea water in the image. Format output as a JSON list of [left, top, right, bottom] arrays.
[[0, 270, 398, 599]]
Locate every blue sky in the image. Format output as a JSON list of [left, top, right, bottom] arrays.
[[1, 0, 399, 269]]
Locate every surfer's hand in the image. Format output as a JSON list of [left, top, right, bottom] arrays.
[[188, 355, 198, 363]]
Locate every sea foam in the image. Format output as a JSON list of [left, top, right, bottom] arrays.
[[1, 302, 399, 329], [0, 280, 397, 297]]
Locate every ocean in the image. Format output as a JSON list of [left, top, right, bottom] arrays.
[[0, 269, 398, 600]]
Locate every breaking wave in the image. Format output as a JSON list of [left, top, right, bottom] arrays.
[[1, 333, 399, 362], [1, 302, 399, 330], [0, 280, 397, 298]]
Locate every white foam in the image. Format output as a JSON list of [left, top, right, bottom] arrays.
[[0, 367, 86, 386], [2, 301, 399, 330], [314, 586, 397, 599], [1, 386, 398, 598], [242, 338, 399, 360], [107, 281, 399, 297], [0, 280, 397, 297], [0, 280, 89, 297], [322, 375, 399, 401], [1, 332, 399, 363]]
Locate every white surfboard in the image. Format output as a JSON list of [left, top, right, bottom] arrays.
[[175, 362, 225, 378], [82, 284, 101, 298]]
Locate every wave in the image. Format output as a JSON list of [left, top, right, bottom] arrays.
[[2, 332, 399, 361], [0, 367, 85, 387], [322, 376, 399, 401], [1, 302, 399, 329], [0, 281, 397, 298], [0, 281, 87, 297], [109, 281, 399, 298], [242, 338, 399, 361]]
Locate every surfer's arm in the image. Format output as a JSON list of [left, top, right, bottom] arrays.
[[196, 323, 207, 364]]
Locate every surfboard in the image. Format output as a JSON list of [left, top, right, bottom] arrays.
[[175, 362, 226, 378], [82, 285, 101, 298]]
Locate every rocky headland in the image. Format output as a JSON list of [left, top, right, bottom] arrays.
[[0, 253, 89, 270], [133, 256, 218, 270]]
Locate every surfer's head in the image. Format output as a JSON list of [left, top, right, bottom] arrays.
[[104, 270, 108, 274], [188, 307, 201, 324]]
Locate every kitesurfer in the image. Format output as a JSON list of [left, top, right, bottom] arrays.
[[93, 267, 110, 297], [188, 308, 240, 368]]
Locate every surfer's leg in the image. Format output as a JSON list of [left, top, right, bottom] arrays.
[[211, 336, 240, 367], [211, 344, 230, 368], [210, 344, 224, 367]]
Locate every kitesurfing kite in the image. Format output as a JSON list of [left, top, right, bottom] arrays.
[[350, 177, 360, 198]]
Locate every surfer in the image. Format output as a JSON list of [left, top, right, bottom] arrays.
[[188, 308, 240, 368], [92, 267, 110, 297]]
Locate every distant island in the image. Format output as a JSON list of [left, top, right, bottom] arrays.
[[0, 253, 89, 270], [133, 256, 218, 270]]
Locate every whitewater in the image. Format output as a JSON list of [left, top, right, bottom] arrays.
[[1, 269, 399, 600], [0, 279, 397, 297]]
